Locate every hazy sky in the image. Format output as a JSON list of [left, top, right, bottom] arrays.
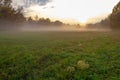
[[12, 0, 119, 23]]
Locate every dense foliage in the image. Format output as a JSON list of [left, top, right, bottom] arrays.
[[110, 1, 120, 30], [0, 0, 25, 30]]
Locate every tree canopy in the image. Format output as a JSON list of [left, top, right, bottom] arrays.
[[0, 0, 25, 30], [110, 1, 120, 30]]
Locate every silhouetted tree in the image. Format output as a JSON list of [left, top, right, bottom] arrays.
[[28, 17, 33, 22], [4, 0, 11, 7], [110, 1, 120, 30], [27, 17, 65, 27], [86, 18, 110, 29], [53, 20, 63, 26], [0, 0, 25, 30], [37, 18, 51, 26], [35, 15, 39, 21]]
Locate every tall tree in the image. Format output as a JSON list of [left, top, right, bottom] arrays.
[[4, 0, 11, 7], [110, 1, 120, 30], [0, 0, 25, 30]]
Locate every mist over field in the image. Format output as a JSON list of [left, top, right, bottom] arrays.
[[0, 0, 120, 80], [20, 26, 111, 32]]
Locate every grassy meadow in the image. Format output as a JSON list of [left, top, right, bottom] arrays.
[[0, 31, 120, 80]]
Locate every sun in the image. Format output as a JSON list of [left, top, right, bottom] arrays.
[[79, 19, 87, 24]]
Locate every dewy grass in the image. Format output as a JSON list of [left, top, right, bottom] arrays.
[[0, 31, 120, 80]]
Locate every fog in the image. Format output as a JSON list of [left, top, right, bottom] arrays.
[[20, 25, 112, 32]]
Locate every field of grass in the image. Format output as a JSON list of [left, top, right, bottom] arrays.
[[0, 31, 120, 80]]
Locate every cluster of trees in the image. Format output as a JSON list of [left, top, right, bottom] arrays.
[[0, 0, 81, 31], [86, 18, 110, 29], [27, 17, 64, 27], [26, 16, 81, 27], [86, 1, 120, 30], [0, 0, 25, 30], [110, 1, 120, 30]]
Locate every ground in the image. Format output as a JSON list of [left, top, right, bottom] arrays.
[[0, 31, 120, 80]]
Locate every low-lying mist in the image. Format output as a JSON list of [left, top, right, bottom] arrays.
[[20, 24, 111, 32], [21, 25, 82, 32]]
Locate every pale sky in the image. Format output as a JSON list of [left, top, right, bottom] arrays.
[[12, 0, 119, 23]]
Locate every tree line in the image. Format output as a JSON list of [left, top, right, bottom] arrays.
[[1, 0, 119, 30], [26, 15, 81, 27], [86, 18, 110, 29], [0, 0, 80, 30], [27, 16, 64, 27]]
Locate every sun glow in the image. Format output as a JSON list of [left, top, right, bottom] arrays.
[[24, 0, 119, 24]]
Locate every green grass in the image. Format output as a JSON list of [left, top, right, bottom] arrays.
[[0, 31, 120, 80]]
